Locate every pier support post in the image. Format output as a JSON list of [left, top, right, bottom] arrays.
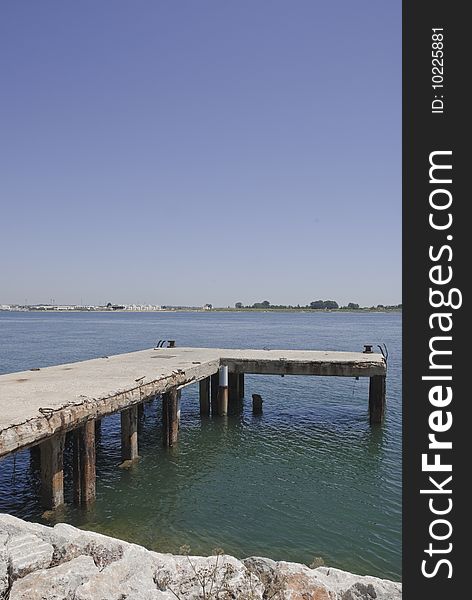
[[73, 420, 96, 506], [228, 372, 240, 404], [369, 375, 386, 424], [121, 405, 139, 462], [210, 372, 219, 415], [252, 394, 263, 414], [29, 444, 41, 472], [217, 366, 229, 416], [40, 433, 65, 510], [94, 419, 102, 446], [177, 389, 182, 428], [163, 387, 179, 446], [238, 373, 245, 399], [199, 377, 210, 416]]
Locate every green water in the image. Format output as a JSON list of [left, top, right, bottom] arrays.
[[0, 311, 401, 579]]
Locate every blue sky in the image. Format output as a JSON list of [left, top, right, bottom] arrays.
[[0, 1, 400, 307]]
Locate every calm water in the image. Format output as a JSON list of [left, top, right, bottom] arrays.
[[0, 311, 401, 580]]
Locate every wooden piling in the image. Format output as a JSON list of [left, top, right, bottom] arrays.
[[162, 387, 179, 446], [369, 375, 386, 424], [199, 377, 210, 416], [238, 373, 245, 398], [210, 372, 219, 415], [252, 394, 263, 414], [217, 366, 229, 416], [228, 372, 240, 403], [121, 405, 139, 462], [177, 389, 182, 428], [40, 433, 65, 510], [137, 402, 144, 419], [73, 420, 96, 506], [29, 444, 41, 471]]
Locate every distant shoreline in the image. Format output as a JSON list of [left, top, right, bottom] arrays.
[[0, 308, 402, 314]]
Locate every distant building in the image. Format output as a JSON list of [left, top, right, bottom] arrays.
[[203, 303, 213, 310]]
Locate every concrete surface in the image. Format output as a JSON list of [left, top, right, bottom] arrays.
[[0, 347, 385, 458]]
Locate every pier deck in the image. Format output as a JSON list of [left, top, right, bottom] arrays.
[[0, 346, 386, 509], [0, 347, 386, 458]]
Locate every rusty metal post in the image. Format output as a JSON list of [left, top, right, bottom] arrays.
[[73, 420, 96, 506], [137, 402, 144, 419], [162, 387, 179, 446], [228, 372, 240, 404], [238, 373, 245, 398], [217, 366, 229, 416], [121, 405, 139, 462], [369, 375, 386, 424], [29, 444, 41, 472], [40, 433, 66, 509], [210, 372, 219, 415], [252, 394, 263, 414], [199, 377, 210, 416]]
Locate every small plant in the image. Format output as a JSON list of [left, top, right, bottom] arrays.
[[155, 545, 286, 599]]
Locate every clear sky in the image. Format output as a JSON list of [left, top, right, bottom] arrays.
[[0, 1, 400, 308]]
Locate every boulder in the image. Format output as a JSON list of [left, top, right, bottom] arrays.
[[0, 514, 402, 600], [155, 552, 264, 599], [257, 559, 333, 600], [0, 514, 47, 539], [244, 558, 402, 600], [75, 545, 168, 600], [312, 566, 402, 600], [6, 533, 54, 580], [50, 523, 125, 568], [8, 555, 98, 600], [0, 533, 9, 600]]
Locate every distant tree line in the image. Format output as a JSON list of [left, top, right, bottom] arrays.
[[233, 300, 402, 311]]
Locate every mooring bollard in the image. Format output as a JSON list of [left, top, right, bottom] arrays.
[[217, 366, 229, 416], [252, 393, 263, 414]]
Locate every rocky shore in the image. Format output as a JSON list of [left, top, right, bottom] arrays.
[[1, 513, 401, 599]]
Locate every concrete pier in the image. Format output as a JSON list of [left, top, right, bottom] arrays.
[[0, 346, 386, 509]]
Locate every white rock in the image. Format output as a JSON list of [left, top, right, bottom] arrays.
[[313, 566, 402, 600], [8, 555, 98, 600], [155, 553, 264, 599], [0, 514, 48, 539], [6, 533, 54, 579], [1, 514, 402, 600], [75, 545, 170, 600], [265, 560, 335, 599], [0, 533, 9, 600], [51, 522, 126, 567]]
